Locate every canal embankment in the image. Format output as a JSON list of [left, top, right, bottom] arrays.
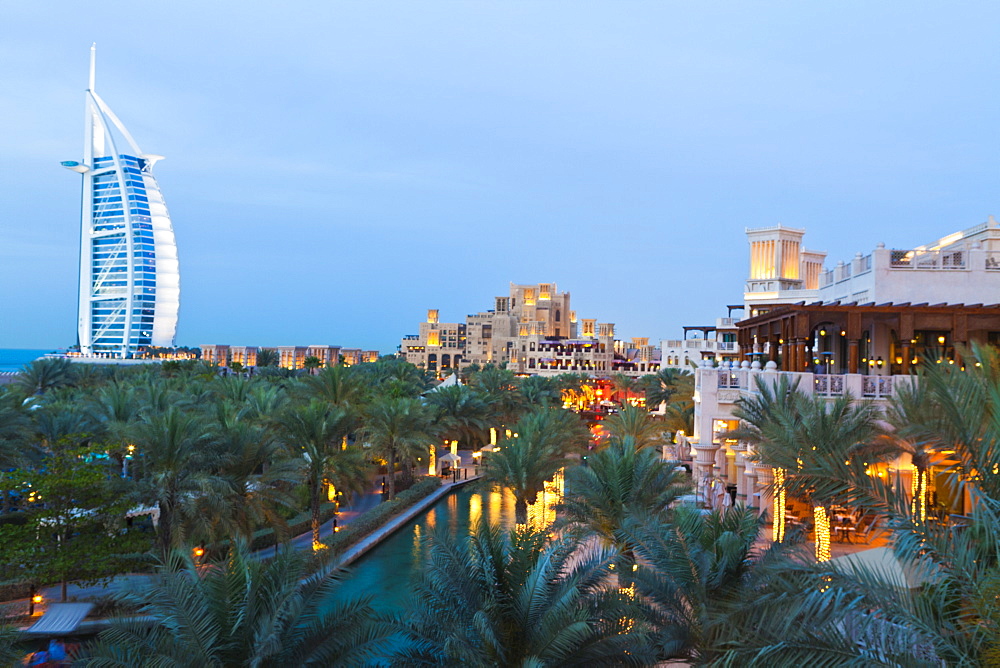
[[333, 476, 480, 569]]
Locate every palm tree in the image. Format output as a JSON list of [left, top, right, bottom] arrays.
[[299, 364, 367, 408], [469, 364, 523, 429], [517, 374, 563, 407], [130, 407, 218, 554], [0, 390, 29, 470], [483, 408, 586, 524], [603, 404, 664, 449], [559, 436, 689, 576], [84, 542, 394, 667], [302, 355, 323, 375], [189, 419, 300, 546], [859, 380, 945, 521], [277, 399, 369, 546], [361, 396, 435, 500], [732, 376, 881, 561], [611, 372, 642, 407], [394, 521, 655, 667], [255, 347, 279, 367], [642, 367, 692, 411], [623, 505, 813, 664], [424, 384, 489, 450], [16, 357, 75, 395]]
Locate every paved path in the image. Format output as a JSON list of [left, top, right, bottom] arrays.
[[4, 467, 481, 620]]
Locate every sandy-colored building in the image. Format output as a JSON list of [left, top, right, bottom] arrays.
[[400, 282, 659, 378], [200, 344, 378, 370]]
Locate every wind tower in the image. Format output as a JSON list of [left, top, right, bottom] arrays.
[[62, 45, 180, 358]]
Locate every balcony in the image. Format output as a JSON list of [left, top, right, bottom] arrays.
[[701, 365, 912, 404]]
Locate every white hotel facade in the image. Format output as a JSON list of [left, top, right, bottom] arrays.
[[62, 47, 180, 359], [690, 217, 1000, 516]]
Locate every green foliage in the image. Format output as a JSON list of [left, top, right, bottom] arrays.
[[83, 542, 394, 667], [361, 395, 436, 500], [0, 444, 149, 596], [325, 476, 441, 554], [559, 437, 690, 569], [395, 520, 657, 667], [484, 407, 587, 523]]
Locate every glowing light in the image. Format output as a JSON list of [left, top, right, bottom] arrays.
[[772, 468, 786, 543], [911, 468, 928, 521], [32, 594, 43, 605], [814, 506, 831, 562], [192, 546, 205, 558], [312, 540, 327, 552]]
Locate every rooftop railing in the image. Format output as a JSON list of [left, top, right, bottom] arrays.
[[889, 249, 965, 270]]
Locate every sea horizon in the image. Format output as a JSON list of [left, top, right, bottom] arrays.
[[0, 348, 62, 373]]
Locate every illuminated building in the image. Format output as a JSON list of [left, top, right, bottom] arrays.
[[200, 344, 379, 370], [689, 218, 1000, 525], [399, 282, 660, 378], [62, 46, 180, 358]]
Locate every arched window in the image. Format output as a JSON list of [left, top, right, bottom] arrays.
[[555, 309, 561, 322]]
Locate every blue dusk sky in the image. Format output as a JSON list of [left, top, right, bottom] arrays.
[[1, 2, 998, 352]]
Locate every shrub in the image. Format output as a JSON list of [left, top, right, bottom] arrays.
[[325, 477, 441, 555], [250, 502, 339, 552]]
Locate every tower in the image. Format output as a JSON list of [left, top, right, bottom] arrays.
[[62, 45, 180, 358]]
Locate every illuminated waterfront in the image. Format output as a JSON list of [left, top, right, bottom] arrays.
[[335, 486, 518, 610]]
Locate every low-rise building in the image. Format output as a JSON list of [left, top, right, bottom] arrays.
[[200, 344, 378, 370]]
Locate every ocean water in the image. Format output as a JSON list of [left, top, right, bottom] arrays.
[[0, 349, 56, 373]]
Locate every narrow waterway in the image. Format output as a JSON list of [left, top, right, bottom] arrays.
[[336, 485, 518, 610]]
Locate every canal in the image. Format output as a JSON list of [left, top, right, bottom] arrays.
[[335, 485, 519, 610]]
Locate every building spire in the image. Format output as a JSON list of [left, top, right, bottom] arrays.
[[88, 43, 96, 91]]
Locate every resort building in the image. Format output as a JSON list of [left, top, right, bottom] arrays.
[[660, 312, 742, 370], [62, 46, 180, 359], [399, 282, 660, 378], [200, 345, 379, 370], [689, 218, 1000, 518]]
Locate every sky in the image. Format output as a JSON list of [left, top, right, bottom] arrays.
[[1, 2, 998, 353]]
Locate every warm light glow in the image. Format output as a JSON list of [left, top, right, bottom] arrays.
[[773, 468, 786, 543], [32, 594, 43, 605], [192, 546, 205, 558], [911, 468, 928, 521], [526, 468, 564, 531], [327, 483, 337, 502], [312, 540, 327, 552], [938, 335, 946, 344], [814, 506, 831, 562]]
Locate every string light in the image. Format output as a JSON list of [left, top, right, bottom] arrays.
[[814, 506, 831, 562], [773, 468, 786, 543]]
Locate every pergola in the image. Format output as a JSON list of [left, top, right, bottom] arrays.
[[736, 301, 1000, 375]]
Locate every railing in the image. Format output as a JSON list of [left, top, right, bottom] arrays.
[[814, 374, 845, 396], [862, 376, 893, 399], [889, 249, 965, 270], [718, 370, 748, 390]]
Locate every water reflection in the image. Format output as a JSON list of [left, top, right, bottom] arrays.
[[336, 487, 517, 610]]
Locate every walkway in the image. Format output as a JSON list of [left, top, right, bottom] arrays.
[[3, 467, 482, 621]]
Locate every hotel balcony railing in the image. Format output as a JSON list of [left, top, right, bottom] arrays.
[[703, 365, 912, 402], [889, 249, 965, 270]]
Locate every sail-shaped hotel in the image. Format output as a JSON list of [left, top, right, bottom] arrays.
[[62, 46, 180, 358]]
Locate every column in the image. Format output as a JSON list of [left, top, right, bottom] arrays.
[[693, 442, 719, 501], [901, 343, 911, 374], [848, 339, 860, 374], [795, 339, 807, 371]]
